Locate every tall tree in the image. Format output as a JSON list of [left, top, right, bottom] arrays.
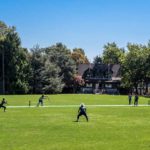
[[45, 43, 76, 87], [29, 45, 45, 93], [102, 42, 125, 64], [40, 59, 64, 93], [0, 23, 30, 93], [121, 43, 146, 93], [0, 21, 11, 94], [140, 41, 150, 93], [30, 45, 65, 94]]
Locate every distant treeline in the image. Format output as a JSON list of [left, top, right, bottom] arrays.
[[1, 21, 150, 94]]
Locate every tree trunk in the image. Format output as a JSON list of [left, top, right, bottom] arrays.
[[146, 82, 148, 94], [134, 84, 138, 94]]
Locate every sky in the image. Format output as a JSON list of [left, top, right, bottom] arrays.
[[0, 0, 150, 61]]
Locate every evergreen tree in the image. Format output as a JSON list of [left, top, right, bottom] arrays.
[[0, 22, 30, 93]]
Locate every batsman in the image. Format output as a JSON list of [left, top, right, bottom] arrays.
[[37, 94, 49, 106]]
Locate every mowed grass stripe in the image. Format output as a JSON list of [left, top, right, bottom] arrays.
[[7, 104, 150, 108]]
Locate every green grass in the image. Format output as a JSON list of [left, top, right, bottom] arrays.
[[0, 94, 150, 150]]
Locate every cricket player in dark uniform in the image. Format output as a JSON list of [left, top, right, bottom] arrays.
[[134, 93, 139, 106], [37, 94, 48, 106], [76, 103, 88, 122], [0, 98, 7, 112], [128, 93, 132, 105]]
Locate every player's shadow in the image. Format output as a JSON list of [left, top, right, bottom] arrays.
[[73, 120, 78, 122]]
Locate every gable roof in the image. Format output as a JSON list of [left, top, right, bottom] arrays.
[[77, 64, 94, 76], [77, 64, 121, 81]]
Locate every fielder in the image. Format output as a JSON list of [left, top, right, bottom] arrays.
[[0, 98, 7, 112], [76, 103, 88, 122]]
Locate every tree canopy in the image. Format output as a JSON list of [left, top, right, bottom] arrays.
[[71, 48, 89, 65], [102, 42, 125, 64]]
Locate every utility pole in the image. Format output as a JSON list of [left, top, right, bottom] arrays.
[[2, 49, 5, 94]]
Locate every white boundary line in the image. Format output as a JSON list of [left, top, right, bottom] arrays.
[[7, 104, 150, 108]]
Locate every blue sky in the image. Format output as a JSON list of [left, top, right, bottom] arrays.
[[0, 0, 150, 61]]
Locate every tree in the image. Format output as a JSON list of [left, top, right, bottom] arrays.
[[140, 41, 150, 93], [29, 45, 45, 93], [73, 75, 85, 93], [0, 24, 30, 93], [0, 21, 10, 41], [93, 55, 103, 64], [0, 21, 11, 94], [102, 42, 125, 64], [71, 48, 89, 65], [45, 43, 76, 87], [41, 60, 64, 93], [30, 43, 74, 93], [121, 43, 147, 93]]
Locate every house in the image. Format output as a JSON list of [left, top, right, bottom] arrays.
[[77, 63, 121, 94]]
